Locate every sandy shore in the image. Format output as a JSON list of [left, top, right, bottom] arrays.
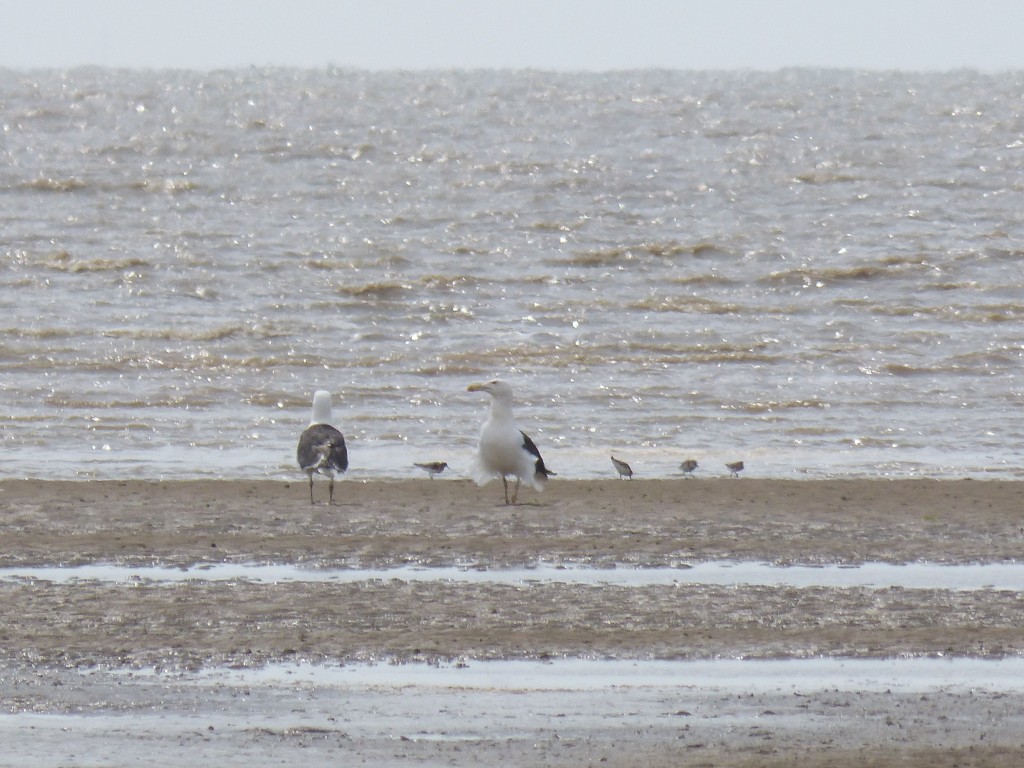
[[3, 477, 1021, 568], [1, 477, 1022, 766]]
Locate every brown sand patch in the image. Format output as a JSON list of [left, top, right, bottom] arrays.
[[1, 478, 1021, 767]]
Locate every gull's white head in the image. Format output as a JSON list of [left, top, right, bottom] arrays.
[[310, 390, 333, 426], [467, 379, 514, 403]]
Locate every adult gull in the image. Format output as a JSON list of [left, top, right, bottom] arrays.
[[296, 390, 348, 505], [467, 379, 554, 504]]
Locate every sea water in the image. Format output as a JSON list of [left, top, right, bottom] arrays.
[[3, 68, 1023, 480]]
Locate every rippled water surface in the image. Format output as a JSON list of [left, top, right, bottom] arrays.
[[3, 68, 1023, 480], [194, 656, 1024, 693], [2, 561, 1022, 590]]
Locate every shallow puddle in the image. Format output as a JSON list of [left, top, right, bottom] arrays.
[[1, 560, 1022, 590], [188, 655, 1024, 693], [7, 656, 1024, 767]]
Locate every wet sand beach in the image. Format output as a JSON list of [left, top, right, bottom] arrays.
[[1, 477, 1022, 766]]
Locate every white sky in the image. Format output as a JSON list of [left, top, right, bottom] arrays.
[[2, 0, 1024, 71]]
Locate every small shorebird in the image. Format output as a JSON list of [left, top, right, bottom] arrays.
[[610, 455, 633, 479], [680, 459, 698, 477], [414, 461, 449, 478], [296, 390, 349, 505], [467, 379, 555, 504], [726, 460, 744, 478]]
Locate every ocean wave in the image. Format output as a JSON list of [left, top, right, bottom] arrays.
[[101, 325, 245, 342], [421, 303, 476, 321], [721, 399, 832, 413], [628, 296, 735, 314], [0, 326, 74, 339], [410, 360, 489, 376], [17, 251, 151, 273], [881, 363, 946, 376], [793, 169, 861, 185], [129, 178, 200, 193], [624, 296, 789, 316], [560, 341, 784, 366], [946, 349, 1024, 368], [569, 241, 729, 266], [861, 350, 1024, 377], [980, 247, 1024, 261], [628, 339, 774, 356], [25, 350, 343, 374], [441, 344, 576, 370], [302, 254, 410, 271], [43, 394, 218, 409], [450, 244, 493, 257], [334, 281, 412, 299], [840, 436, 906, 448], [418, 274, 487, 291], [475, 159, 552, 176], [860, 303, 1024, 322], [20, 176, 88, 192], [531, 219, 576, 233], [788, 424, 845, 436], [762, 264, 893, 286], [668, 274, 737, 287]]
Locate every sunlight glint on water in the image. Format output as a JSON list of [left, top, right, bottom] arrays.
[[3, 69, 1023, 480]]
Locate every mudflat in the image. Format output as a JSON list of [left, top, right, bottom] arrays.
[[3, 476, 1021, 568], [1, 477, 1021, 767]]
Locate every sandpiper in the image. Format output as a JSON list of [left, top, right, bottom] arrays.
[[680, 458, 698, 477], [610, 455, 633, 479], [725, 460, 744, 478], [414, 461, 449, 478]]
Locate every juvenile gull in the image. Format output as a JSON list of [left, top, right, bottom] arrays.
[[296, 390, 348, 505], [414, 461, 449, 478], [726, 460, 744, 478], [610, 455, 633, 479], [680, 458, 698, 477], [467, 379, 555, 504]]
